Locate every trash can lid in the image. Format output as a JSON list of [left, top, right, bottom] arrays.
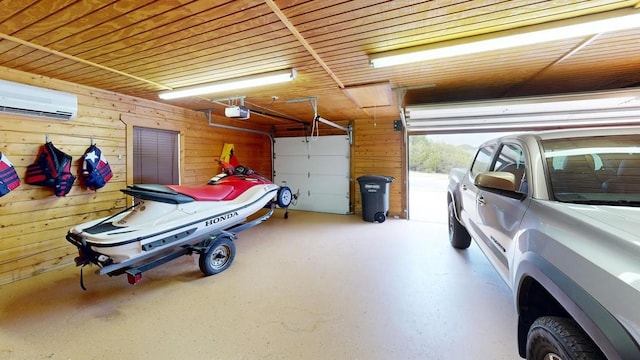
[[357, 175, 395, 183]]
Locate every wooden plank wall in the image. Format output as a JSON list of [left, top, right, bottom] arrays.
[[352, 118, 405, 219], [0, 67, 271, 286], [0, 67, 406, 286]]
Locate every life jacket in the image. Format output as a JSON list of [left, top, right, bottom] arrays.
[[81, 144, 112, 190], [0, 152, 20, 197], [25, 142, 76, 197]]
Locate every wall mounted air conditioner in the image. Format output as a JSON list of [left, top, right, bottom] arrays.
[[0, 79, 78, 120]]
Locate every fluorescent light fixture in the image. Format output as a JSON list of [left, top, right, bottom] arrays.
[[370, 8, 640, 68], [159, 69, 296, 100], [407, 117, 640, 132], [406, 89, 640, 120], [404, 88, 640, 132], [407, 108, 640, 126]]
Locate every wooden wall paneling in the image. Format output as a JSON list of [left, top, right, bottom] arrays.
[[22, 1, 159, 46], [85, 1, 265, 67], [111, 25, 292, 79], [43, 1, 195, 56], [0, 92, 127, 285], [0, 66, 272, 286], [0, 1, 38, 24], [0, 0, 75, 33], [352, 117, 405, 219], [1, 0, 639, 125]]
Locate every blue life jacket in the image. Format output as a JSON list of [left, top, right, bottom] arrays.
[[81, 144, 112, 190], [0, 152, 20, 197]]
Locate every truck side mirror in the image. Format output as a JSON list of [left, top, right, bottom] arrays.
[[475, 171, 516, 191], [475, 172, 527, 200]]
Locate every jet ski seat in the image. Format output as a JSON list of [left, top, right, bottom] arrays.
[[122, 184, 234, 203], [166, 184, 234, 201], [123, 173, 265, 204]]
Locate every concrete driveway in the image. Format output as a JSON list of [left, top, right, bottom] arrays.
[[409, 171, 449, 223]]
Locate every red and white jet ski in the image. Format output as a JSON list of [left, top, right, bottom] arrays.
[[66, 158, 292, 287]]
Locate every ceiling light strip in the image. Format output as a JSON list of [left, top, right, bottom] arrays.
[[406, 88, 640, 119], [158, 69, 296, 100], [264, 0, 345, 89], [407, 108, 640, 127], [370, 7, 640, 68], [407, 117, 640, 132], [0, 32, 172, 90]]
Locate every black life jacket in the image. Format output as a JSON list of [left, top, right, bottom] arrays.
[[0, 152, 20, 197], [25, 142, 76, 197], [81, 144, 112, 190]]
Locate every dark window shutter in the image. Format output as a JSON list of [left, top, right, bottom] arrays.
[[133, 127, 179, 184]]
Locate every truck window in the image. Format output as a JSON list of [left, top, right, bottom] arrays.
[[551, 154, 603, 171], [471, 145, 495, 176], [492, 143, 527, 193], [543, 134, 640, 201]]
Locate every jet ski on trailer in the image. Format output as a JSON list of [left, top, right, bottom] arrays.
[[66, 160, 293, 288]]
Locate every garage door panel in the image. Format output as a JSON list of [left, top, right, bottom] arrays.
[[273, 173, 308, 189], [274, 138, 310, 155], [273, 156, 309, 174], [310, 174, 349, 193], [292, 193, 349, 214], [308, 137, 350, 156], [308, 156, 349, 175], [274, 135, 350, 214]]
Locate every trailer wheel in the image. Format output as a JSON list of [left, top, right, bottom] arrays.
[[277, 186, 293, 208], [199, 236, 235, 276]]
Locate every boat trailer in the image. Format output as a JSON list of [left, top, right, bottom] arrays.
[[71, 205, 277, 290]]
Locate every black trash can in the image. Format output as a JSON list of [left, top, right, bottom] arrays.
[[357, 175, 395, 223]]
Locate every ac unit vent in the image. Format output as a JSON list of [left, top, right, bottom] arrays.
[[0, 105, 74, 120], [0, 79, 78, 121]]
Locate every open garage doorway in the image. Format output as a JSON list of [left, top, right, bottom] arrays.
[[408, 132, 515, 222]]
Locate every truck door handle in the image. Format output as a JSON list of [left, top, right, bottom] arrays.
[[477, 196, 486, 205]]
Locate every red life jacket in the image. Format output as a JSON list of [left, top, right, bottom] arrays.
[[25, 142, 76, 197], [0, 152, 20, 197]]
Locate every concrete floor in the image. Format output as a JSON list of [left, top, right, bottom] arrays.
[[0, 210, 519, 360]]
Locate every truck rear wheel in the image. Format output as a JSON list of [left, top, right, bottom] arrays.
[[448, 201, 471, 249], [526, 316, 605, 360]]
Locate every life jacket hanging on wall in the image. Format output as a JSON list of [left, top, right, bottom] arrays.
[[0, 152, 20, 197], [81, 144, 113, 190], [25, 142, 76, 197]]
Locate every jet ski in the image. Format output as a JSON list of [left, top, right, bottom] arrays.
[[66, 158, 292, 287]]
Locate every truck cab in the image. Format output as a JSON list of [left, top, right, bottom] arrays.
[[447, 127, 640, 360]]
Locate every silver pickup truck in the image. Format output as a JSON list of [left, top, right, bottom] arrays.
[[447, 126, 640, 360]]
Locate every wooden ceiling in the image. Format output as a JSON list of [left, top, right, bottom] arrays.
[[1, 0, 640, 130]]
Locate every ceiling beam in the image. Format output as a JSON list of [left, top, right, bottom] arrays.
[[264, 0, 345, 89], [0, 32, 171, 91], [503, 34, 601, 97]]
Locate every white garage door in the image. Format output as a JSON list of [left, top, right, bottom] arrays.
[[274, 135, 350, 214]]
